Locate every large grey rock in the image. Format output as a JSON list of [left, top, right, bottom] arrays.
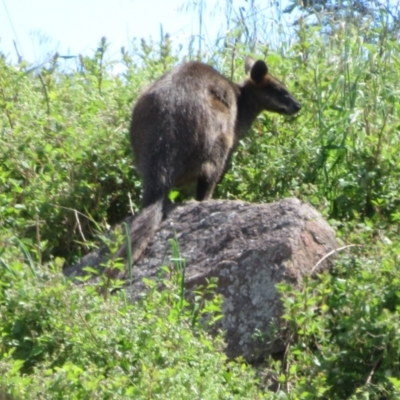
[[64, 198, 337, 361]]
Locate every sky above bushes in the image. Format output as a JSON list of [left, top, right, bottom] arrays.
[[0, 0, 226, 64]]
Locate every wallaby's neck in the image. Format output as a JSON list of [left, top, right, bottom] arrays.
[[235, 84, 263, 139]]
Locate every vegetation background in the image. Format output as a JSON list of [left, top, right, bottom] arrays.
[[1, 0, 400, 398]]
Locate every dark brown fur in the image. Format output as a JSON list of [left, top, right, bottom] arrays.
[[116, 57, 301, 272]]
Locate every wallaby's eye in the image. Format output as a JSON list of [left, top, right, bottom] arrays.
[[279, 89, 293, 102], [279, 88, 289, 97], [271, 86, 288, 99]]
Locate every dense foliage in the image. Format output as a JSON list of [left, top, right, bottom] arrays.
[[1, 1, 400, 398], [0, 260, 263, 399]]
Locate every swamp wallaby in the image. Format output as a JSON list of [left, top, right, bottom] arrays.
[[116, 57, 301, 272]]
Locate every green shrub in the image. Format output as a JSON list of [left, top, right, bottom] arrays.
[[274, 234, 400, 399], [0, 254, 264, 399]]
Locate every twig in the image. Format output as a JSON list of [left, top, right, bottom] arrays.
[[374, 106, 391, 165], [74, 210, 86, 242], [127, 192, 135, 217], [365, 352, 383, 385], [311, 244, 362, 274], [13, 39, 22, 63], [38, 73, 51, 116], [35, 214, 42, 264], [48, 203, 93, 242], [284, 332, 294, 393], [48, 203, 94, 223]]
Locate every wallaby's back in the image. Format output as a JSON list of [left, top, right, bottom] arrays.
[[131, 61, 240, 206]]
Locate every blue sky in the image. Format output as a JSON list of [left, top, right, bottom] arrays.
[[0, 0, 297, 66], [0, 0, 229, 64]]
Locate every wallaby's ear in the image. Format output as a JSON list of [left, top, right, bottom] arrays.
[[249, 59, 269, 84]]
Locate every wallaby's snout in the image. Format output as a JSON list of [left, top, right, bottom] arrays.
[[283, 93, 301, 115], [292, 101, 301, 113]]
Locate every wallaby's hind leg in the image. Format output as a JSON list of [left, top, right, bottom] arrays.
[[196, 133, 233, 201], [196, 159, 221, 201], [196, 176, 218, 201], [196, 155, 229, 201]]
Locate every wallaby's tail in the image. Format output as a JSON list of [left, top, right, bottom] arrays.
[[109, 199, 164, 279]]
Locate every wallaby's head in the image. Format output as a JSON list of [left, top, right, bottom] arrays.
[[244, 56, 301, 116]]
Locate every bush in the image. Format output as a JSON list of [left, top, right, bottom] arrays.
[[276, 235, 400, 398], [0, 253, 264, 399]]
